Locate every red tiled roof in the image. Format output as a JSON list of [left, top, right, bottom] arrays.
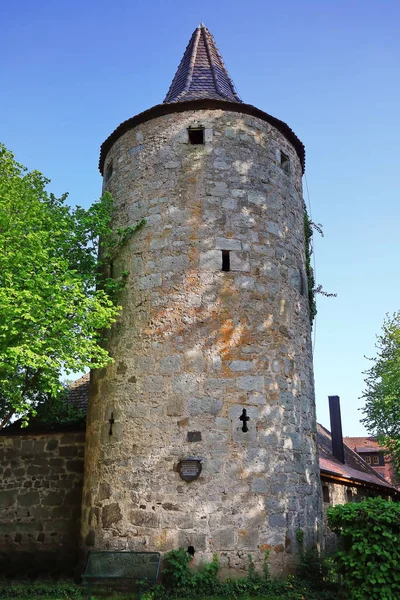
[[318, 424, 397, 493], [0, 374, 89, 435], [67, 373, 89, 412], [344, 436, 385, 452], [164, 24, 241, 104]]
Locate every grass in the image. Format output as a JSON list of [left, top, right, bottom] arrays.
[[0, 579, 339, 600]]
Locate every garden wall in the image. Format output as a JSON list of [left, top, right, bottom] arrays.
[[0, 430, 85, 577]]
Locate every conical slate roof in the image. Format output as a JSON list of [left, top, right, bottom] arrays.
[[164, 23, 242, 104]]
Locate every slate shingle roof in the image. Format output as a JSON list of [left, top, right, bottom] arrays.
[[99, 25, 306, 175], [164, 24, 241, 104]]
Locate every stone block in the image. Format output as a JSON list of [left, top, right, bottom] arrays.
[[199, 250, 221, 271], [159, 255, 189, 272], [248, 393, 266, 405], [204, 128, 213, 142], [128, 144, 144, 156], [185, 349, 206, 372], [19, 491, 40, 507], [210, 528, 235, 550], [229, 360, 255, 372], [130, 510, 160, 528], [251, 477, 268, 493], [0, 490, 16, 509], [188, 397, 223, 416], [102, 503, 122, 528], [59, 445, 78, 458], [20, 440, 33, 456], [143, 375, 164, 393], [138, 274, 162, 290], [230, 252, 250, 272], [262, 261, 280, 279], [236, 275, 255, 290], [172, 374, 198, 394], [166, 397, 185, 417], [162, 511, 194, 529], [203, 378, 230, 396], [43, 491, 64, 506], [178, 531, 206, 551], [279, 392, 295, 410], [236, 376, 264, 392], [237, 528, 259, 549], [207, 182, 228, 197], [225, 127, 237, 138], [247, 191, 267, 207], [66, 460, 84, 474], [159, 354, 183, 374], [269, 513, 287, 528], [266, 222, 283, 237], [46, 439, 58, 452], [215, 237, 242, 251], [289, 267, 302, 292]]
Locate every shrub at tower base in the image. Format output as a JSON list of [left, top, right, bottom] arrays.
[[137, 548, 338, 600], [327, 497, 400, 600]]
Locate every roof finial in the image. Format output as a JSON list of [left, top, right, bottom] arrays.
[[199, 22, 205, 28]]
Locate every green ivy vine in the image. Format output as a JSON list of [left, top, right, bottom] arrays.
[[304, 206, 317, 324]]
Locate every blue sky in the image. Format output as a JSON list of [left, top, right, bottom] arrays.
[[2, 0, 399, 435]]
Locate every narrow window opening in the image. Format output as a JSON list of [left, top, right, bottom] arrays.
[[187, 546, 195, 556], [373, 456, 379, 465], [188, 127, 205, 145], [280, 151, 290, 174], [221, 250, 230, 272], [365, 456, 371, 464], [105, 160, 113, 182], [346, 488, 353, 503], [322, 485, 330, 503]]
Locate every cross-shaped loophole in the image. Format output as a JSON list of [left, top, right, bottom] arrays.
[[239, 408, 250, 433], [108, 412, 115, 436]]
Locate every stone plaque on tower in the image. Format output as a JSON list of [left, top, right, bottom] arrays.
[[177, 458, 202, 482]]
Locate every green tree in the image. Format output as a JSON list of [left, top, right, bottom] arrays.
[[0, 144, 142, 430], [361, 311, 400, 476]]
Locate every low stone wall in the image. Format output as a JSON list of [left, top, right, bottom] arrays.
[[0, 430, 85, 577]]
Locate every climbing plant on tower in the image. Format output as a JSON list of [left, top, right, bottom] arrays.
[[0, 144, 143, 430]]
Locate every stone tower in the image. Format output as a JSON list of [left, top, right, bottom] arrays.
[[81, 24, 322, 574]]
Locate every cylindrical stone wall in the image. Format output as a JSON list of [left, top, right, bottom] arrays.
[[81, 109, 322, 574]]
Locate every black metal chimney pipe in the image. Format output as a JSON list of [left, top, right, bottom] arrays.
[[329, 395, 345, 464]]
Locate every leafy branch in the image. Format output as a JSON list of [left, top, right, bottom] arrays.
[[304, 205, 336, 324]]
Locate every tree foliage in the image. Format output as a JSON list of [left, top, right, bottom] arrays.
[[0, 144, 142, 429], [361, 312, 400, 475]]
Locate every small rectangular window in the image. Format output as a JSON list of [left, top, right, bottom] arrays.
[[280, 151, 290, 174], [373, 456, 379, 465], [221, 250, 230, 272], [188, 127, 205, 145], [322, 485, 330, 503], [365, 456, 371, 464], [346, 488, 353, 503]]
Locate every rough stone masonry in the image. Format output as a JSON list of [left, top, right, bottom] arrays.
[[80, 23, 323, 575], [81, 105, 323, 574], [0, 431, 85, 575]]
